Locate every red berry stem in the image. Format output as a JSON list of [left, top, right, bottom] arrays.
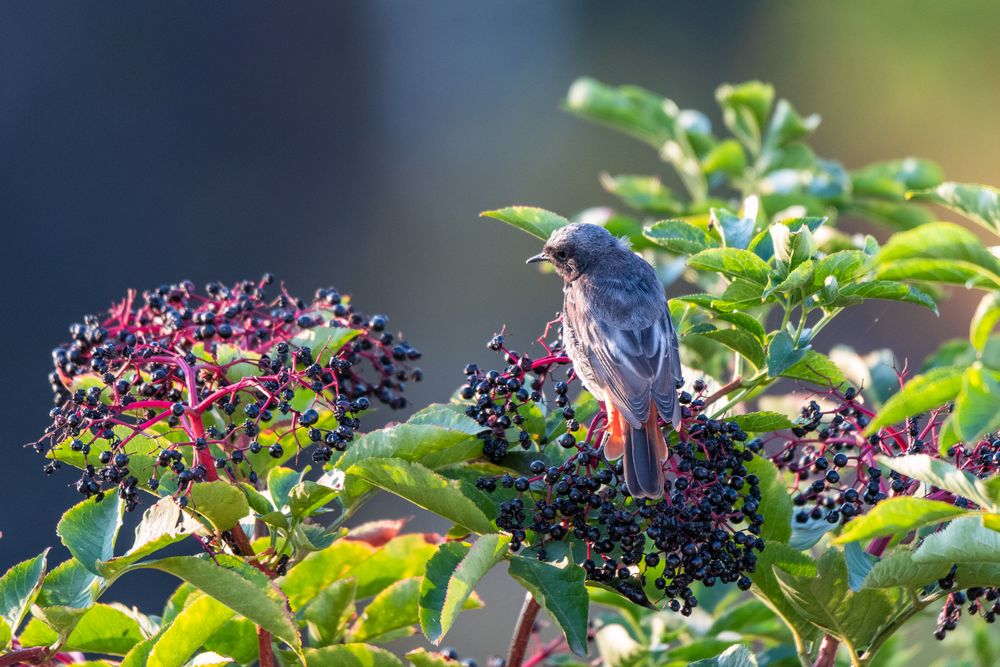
[[507, 593, 541, 667]]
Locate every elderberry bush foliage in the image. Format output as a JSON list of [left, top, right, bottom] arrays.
[[30, 276, 421, 511], [460, 333, 764, 613]]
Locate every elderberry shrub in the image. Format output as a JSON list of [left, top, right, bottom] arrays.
[[30, 276, 421, 511], [766, 387, 1000, 528], [462, 328, 763, 614]]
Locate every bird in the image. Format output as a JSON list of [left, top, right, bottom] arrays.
[[527, 223, 683, 499]]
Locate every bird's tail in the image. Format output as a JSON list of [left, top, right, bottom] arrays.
[[604, 402, 667, 499]]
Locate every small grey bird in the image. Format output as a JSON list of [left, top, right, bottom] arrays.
[[528, 223, 683, 498]]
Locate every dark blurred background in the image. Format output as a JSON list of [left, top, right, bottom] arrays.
[[2, 0, 998, 660]]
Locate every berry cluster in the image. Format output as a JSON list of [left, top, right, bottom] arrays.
[[464, 329, 763, 614], [934, 579, 999, 640], [765, 387, 1000, 528], [31, 276, 420, 511]]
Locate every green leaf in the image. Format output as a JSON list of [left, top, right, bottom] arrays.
[[188, 481, 249, 533], [744, 456, 792, 543], [852, 158, 944, 200], [203, 618, 258, 665], [0, 618, 9, 651], [0, 550, 48, 638], [31, 604, 146, 657], [57, 495, 123, 576], [971, 292, 1000, 352], [834, 281, 938, 314], [767, 259, 814, 296], [481, 206, 570, 241], [289, 480, 340, 520], [278, 540, 374, 608], [599, 173, 682, 215], [767, 331, 807, 377], [713, 206, 756, 250], [912, 516, 1000, 565], [687, 644, 758, 667], [748, 544, 819, 645], [565, 78, 706, 200], [728, 411, 795, 433], [297, 644, 404, 667], [774, 549, 899, 651], [848, 200, 936, 231], [645, 220, 717, 255], [876, 222, 1000, 287], [862, 550, 950, 590], [781, 350, 846, 387], [689, 248, 771, 285], [346, 535, 440, 599], [123, 554, 299, 650], [833, 497, 968, 544], [287, 326, 361, 366], [508, 557, 589, 656], [98, 498, 201, 579], [419, 534, 509, 644], [268, 466, 306, 510], [37, 558, 97, 609], [762, 99, 820, 155], [406, 648, 459, 667], [302, 578, 356, 646], [716, 81, 774, 154], [877, 455, 996, 510], [865, 366, 964, 434], [697, 328, 766, 369], [907, 182, 1000, 235], [347, 458, 495, 534], [239, 483, 274, 516], [350, 577, 421, 643], [702, 139, 747, 176], [942, 366, 1000, 449]]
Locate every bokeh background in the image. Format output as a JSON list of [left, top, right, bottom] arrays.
[[2, 0, 999, 661]]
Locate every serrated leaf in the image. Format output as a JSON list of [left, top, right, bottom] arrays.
[[912, 516, 1000, 565], [600, 173, 682, 215], [122, 554, 299, 650], [876, 222, 1000, 287], [744, 456, 792, 543], [645, 219, 717, 255], [941, 366, 1000, 450], [508, 557, 589, 656], [0, 550, 48, 639], [834, 281, 938, 314], [278, 540, 375, 608], [762, 99, 820, 155], [877, 455, 995, 510], [865, 366, 964, 434], [716, 81, 774, 154], [774, 549, 899, 651], [302, 578, 356, 646], [481, 206, 569, 240], [907, 182, 1000, 235], [350, 577, 421, 643], [713, 205, 756, 250], [767, 331, 806, 377], [862, 550, 949, 590], [36, 558, 97, 609], [406, 649, 456, 667], [748, 544, 819, 645], [728, 412, 794, 433], [347, 458, 494, 534], [98, 498, 201, 579], [203, 617, 258, 665], [58, 495, 122, 576], [24, 603, 146, 657], [697, 328, 766, 369], [419, 534, 509, 644], [287, 326, 361, 366], [833, 497, 968, 544], [702, 139, 747, 176], [781, 350, 846, 387], [188, 481, 249, 533], [297, 643, 404, 667], [288, 480, 340, 520], [689, 248, 770, 285]]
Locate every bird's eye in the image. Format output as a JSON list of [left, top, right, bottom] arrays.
[[555, 250, 568, 260]]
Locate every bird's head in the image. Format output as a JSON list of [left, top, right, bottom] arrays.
[[526, 223, 628, 282]]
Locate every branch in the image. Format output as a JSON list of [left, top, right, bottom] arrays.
[[812, 635, 839, 667], [507, 593, 541, 667], [702, 376, 743, 408], [0, 647, 50, 666]]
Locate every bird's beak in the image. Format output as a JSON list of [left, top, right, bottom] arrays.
[[526, 253, 549, 264]]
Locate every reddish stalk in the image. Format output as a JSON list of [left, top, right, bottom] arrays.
[[812, 635, 839, 667], [0, 647, 50, 666], [507, 593, 542, 667]]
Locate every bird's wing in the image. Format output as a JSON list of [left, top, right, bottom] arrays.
[[567, 271, 682, 428]]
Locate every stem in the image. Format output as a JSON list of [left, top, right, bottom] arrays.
[[0, 648, 50, 666], [812, 635, 839, 667], [507, 593, 541, 667], [257, 627, 276, 667]]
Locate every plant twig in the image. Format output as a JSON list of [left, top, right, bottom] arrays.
[[812, 635, 839, 667], [0, 647, 50, 666], [257, 626, 276, 667], [702, 376, 743, 408], [507, 592, 541, 667]]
